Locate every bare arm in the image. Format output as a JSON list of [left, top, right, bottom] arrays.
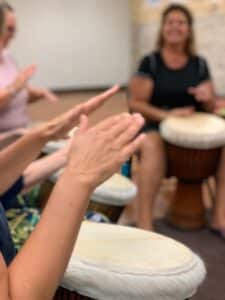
[[0, 129, 48, 195], [27, 86, 58, 104], [0, 85, 119, 195], [22, 142, 70, 192], [0, 66, 36, 110], [0, 113, 145, 300], [128, 76, 168, 122]]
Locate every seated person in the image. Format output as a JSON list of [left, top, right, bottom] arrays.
[[128, 4, 225, 237], [0, 1, 58, 134], [1, 142, 70, 251]]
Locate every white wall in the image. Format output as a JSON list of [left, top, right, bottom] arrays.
[[10, 0, 132, 90]]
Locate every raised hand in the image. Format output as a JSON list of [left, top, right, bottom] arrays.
[[34, 85, 120, 141], [68, 113, 145, 188], [35, 88, 59, 103], [11, 65, 37, 93]]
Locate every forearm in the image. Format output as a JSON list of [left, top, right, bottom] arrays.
[[130, 98, 167, 122], [9, 169, 92, 300], [0, 129, 47, 194], [23, 147, 68, 191]]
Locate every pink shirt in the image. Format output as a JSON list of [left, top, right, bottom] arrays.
[[0, 50, 30, 132]]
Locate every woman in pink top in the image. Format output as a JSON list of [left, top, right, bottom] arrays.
[[0, 2, 58, 132]]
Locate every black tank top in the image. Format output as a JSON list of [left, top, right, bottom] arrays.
[[137, 51, 211, 111]]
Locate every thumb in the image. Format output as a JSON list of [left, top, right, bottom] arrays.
[[188, 87, 196, 95], [77, 115, 89, 134]]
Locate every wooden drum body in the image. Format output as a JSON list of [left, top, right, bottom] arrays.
[[166, 143, 221, 229], [161, 113, 225, 229], [54, 221, 206, 300]]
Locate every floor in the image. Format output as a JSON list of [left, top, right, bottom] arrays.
[[29, 90, 225, 300]]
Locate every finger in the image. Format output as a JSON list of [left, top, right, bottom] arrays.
[[106, 114, 133, 137], [121, 134, 146, 160], [64, 104, 84, 124], [83, 85, 120, 115], [77, 115, 89, 134], [48, 105, 84, 138], [24, 64, 37, 76], [188, 87, 196, 95], [45, 91, 58, 103], [94, 113, 130, 132], [114, 114, 145, 147]]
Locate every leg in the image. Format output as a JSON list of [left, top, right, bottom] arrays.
[[118, 155, 139, 225], [136, 132, 166, 230], [212, 147, 225, 229]]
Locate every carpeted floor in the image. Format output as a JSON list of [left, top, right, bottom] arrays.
[[156, 220, 225, 300]]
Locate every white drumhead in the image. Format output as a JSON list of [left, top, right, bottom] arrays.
[[160, 113, 225, 149], [91, 173, 137, 206], [61, 222, 206, 300], [42, 140, 67, 154]]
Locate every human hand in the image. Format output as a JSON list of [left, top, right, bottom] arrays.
[[11, 65, 36, 93], [38, 88, 59, 103], [67, 113, 145, 189], [188, 81, 214, 103], [168, 106, 195, 118], [34, 85, 120, 141]]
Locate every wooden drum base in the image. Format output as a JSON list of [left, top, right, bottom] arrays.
[[168, 181, 206, 230]]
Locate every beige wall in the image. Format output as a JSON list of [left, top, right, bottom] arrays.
[[131, 0, 225, 95], [11, 0, 132, 90]]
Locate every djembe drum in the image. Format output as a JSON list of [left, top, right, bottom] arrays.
[[88, 173, 137, 223], [42, 140, 67, 155], [41, 172, 136, 223], [54, 221, 206, 300], [160, 113, 225, 229]]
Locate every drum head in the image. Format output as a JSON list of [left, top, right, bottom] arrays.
[[91, 173, 137, 206], [61, 222, 206, 300], [160, 113, 225, 149]]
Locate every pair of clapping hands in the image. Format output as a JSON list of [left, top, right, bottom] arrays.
[[33, 85, 145, 189], [168, 81, 214, 118], [9, 65, 57, 102]]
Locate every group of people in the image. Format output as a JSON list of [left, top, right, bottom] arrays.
[[0, 1, 224, 299], [0, 2, 146, 298]]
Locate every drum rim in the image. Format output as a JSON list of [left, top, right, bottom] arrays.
[[60, 222, 206, 299], [160, 113, 225, 150], [61, 254, 205, 300]]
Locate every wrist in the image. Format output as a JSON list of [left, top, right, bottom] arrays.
[[160, 110, 169, 120], [63, 166, 95, 195], [7, 85, 17, 98]]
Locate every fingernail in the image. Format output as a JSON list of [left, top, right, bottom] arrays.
[[133, 113, 144, 122], [122, 112, 130, 118]]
